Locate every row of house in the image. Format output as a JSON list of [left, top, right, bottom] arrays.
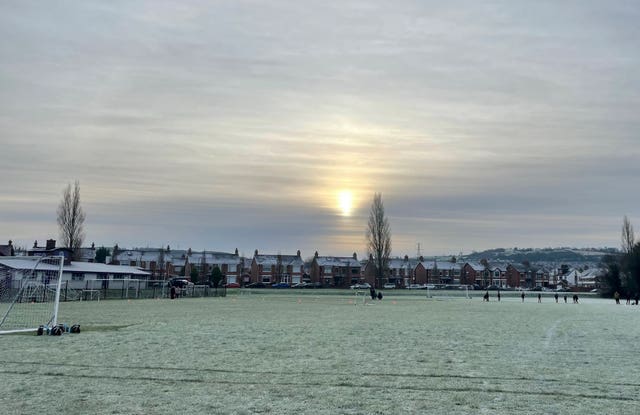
[[1, 240, 602, 290]]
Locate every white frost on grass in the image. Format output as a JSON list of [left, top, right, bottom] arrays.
[[0, 292, 637, 414]]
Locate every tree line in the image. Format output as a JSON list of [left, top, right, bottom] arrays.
[[602, 216, 640, 296]]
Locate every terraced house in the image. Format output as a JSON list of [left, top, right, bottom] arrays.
[[183, 249, 242, 284], [310, 252, 361, 288], [251, 250, 305, 285]]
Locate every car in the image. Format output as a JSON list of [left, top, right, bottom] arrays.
[[246, 282, 267, 288], [224, 282, 240, 288], [271, 282, 290, 288], [589, 288, 599, 293], [383, 283, 396, 289], [350, 283, 371, 289], [425, 284, 436, 289], [531, 286, 542, 291], [291, 282, 310, 288], [304, 282, 323, 289], [406, 284, 425, 290], [167, 278, 191, 288], [487, 285, 500, 290]]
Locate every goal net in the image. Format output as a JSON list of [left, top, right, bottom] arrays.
[[0, 255, 64, 334]]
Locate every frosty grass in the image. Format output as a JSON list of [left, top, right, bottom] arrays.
[[1, 290, 638, 414]]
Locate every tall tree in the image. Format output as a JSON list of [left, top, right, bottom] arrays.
[[601, 254, 622, 296], [57, 181, 86, 259], [366, 193, 392, 289], [211, 266, 224, 288], [95, 246, 110, 264], [622, 215, 635, 254]]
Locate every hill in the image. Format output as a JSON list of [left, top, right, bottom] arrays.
[[462, 247, 618, 265]]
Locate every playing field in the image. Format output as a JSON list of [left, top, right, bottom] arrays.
[[1, 290, 638, 414]]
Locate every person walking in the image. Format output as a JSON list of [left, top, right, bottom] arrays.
[[614, 291, 620, 305], [538, 293, 542, 303], [554, 293, 558, 303], [497, 290, 501, 302], [521, 291, 525, 302]]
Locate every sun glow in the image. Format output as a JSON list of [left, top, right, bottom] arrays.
[[338, 190, 353, 216]]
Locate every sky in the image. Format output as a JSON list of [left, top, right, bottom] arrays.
[[1, 0, 639, 259]]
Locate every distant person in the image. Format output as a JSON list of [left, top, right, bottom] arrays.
[[370, 287, 376, 300], [626, 293, 631, 305], [614, 291, 620, 305], [635, 293, 639, 305], [563, 295, 567, 303], [497, 291, 501, 302], [538, 293, 542, 303], [573, 294, 579, 304], [554, 293, 558, 303], [483, 291, 489, 302], [170, 285, 176, 300], [521, 291, 525, 302], [377, 292, 383, 300]]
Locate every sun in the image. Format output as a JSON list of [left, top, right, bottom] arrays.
[[338, 190, 353, 216]]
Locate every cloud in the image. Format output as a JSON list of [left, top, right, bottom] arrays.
[[1, 0, 639, 256]]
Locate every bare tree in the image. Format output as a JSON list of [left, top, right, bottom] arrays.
[[366, 193, 392, 289], [57, 181, 86, 259], [622, 215, 635, 254]]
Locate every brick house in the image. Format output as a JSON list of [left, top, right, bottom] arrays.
[[387, 256, 416, 287], [251, 250, 305, 284], [110, 246, 176, 280], [311, 252, 360, 287], [506, 264, 527, 288], [184, 248, 242, 284], [461, 262, 484, 285], [0, 240, 15, 256]]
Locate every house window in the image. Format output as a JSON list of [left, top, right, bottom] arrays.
[[262, 276, 271, 283], [228, 264, 237, 273], [72, 272, 84, 281], [263, 265, 272, 272], [129, 261, 137, 266], [324, 267, 332, 275]]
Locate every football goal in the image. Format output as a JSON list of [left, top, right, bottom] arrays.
[[0, 255, 64, 335]]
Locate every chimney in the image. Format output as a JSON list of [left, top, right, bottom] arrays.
[[314, 251, 319, 258], [353, 252, 357, 260], [46, 239, 56, 250], [235, 248, 239, 256], [297, 250, 301, 257]]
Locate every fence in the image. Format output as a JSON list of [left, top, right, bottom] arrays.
[[55, 279, 227, 301]]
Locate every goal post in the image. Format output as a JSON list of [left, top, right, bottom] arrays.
[[0, 255, 64, 335]]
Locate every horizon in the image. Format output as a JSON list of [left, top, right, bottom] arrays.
[[2, 1, 639, 258]]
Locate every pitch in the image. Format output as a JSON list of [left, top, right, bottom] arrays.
[[0, 291, 637, 414]]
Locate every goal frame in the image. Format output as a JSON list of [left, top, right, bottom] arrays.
[[0, 255, 65, 335]]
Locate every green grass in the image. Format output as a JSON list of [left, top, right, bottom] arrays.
[[0, 292, 637, 414]]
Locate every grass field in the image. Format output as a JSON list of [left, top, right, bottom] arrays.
[[1, 290, 638, 414]]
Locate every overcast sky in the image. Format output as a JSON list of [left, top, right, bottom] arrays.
[[1, 0, 639, 258]]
